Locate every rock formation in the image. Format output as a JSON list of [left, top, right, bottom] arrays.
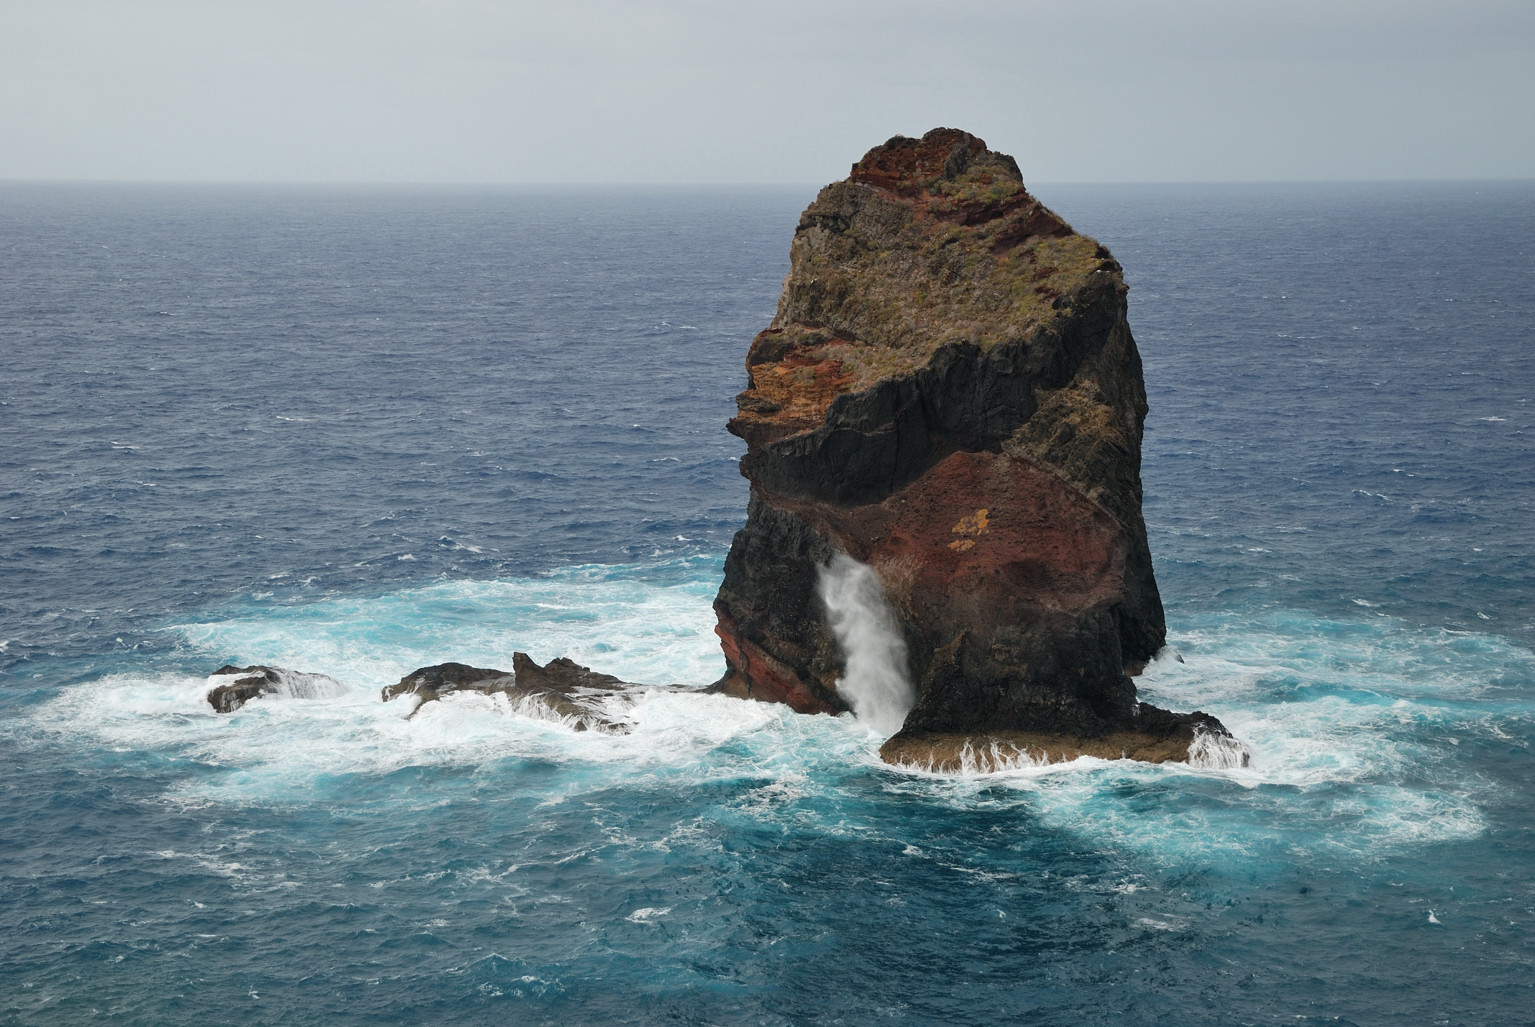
[[381, 654, 632, 732], [206, 664, 347, 712], [207, 653, 641, 734], [711, 128, 1241, 768]]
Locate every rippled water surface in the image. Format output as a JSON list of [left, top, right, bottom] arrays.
[[2, 182, 1532, 1024]]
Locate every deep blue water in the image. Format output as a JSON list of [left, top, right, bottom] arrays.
[[1, 181, 1532, 1025]]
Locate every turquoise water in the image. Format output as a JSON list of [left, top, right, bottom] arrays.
[[2, 183, 1532, 1024]]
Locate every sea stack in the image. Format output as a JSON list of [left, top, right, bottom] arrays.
[[711, 128, 1240, 769]]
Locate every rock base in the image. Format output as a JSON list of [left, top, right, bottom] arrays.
[[880, 706, 1248, 772]]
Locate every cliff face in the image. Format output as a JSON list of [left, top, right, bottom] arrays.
[[712, 128, 1236, 767]]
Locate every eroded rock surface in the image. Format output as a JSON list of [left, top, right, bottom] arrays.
[[712, 128, 1240, 766], [381, 655, 632, 733]]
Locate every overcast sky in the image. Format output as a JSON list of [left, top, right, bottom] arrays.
[[2, 0, 1532, 183]]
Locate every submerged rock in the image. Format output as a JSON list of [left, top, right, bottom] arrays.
[[206, 664, 347, 713], [712, 128, 1241, 766], [381, 654, 632, 733]]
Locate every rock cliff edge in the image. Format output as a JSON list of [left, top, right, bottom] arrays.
[[711, 128, 1241, 769]]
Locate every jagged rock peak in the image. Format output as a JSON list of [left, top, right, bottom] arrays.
[[847, 129, 1024, 195]]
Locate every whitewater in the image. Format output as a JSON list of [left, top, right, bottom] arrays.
[[1, 182, 1532, 1024]]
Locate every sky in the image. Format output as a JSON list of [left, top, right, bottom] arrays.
[[2, 0, 1532, 184]]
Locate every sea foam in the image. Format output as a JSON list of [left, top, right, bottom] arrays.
[[26, 566, 1527, 862]]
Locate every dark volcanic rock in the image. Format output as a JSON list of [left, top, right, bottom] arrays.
[[712, 127, 1241, 767], [381, 656, 632, 733], [208, 665, 280, 713], [510, 652, 628, 693], [206, 664, 347, 713], [878, 707, 1243, 772]]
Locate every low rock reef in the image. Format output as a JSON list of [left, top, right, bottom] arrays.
[[711, 127, 1243, 769], [205, 653, 635, 734], [380, 654, 632, 732]]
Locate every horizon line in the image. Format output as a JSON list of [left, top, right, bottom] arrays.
[[3, 176, 1533, 190]]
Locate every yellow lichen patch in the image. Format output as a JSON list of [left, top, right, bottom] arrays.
[[737, 349, 856, 435], [952, 508, 990, 536], [948, 539, 976, 552]]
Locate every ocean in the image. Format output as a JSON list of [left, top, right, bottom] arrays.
[[1, 180, 1532, 1025]]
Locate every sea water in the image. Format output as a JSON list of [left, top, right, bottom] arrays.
[[1, 182, 1532, 1024]]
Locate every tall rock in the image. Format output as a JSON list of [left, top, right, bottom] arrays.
[[712, 128, 1239, 768]]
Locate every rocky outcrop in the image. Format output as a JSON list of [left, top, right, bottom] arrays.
[[381, 655, 632, 733], [878, 707, 1239, 772], [206, 653, 642, 733], [712, 128, 1240, 767], [206, 664, 347, 712]]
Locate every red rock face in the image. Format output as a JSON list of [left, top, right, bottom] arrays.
[[711, 128, 1234, 761], [780, 450, 1127, 634], [848, 129, 994, 199], [713, 607, 835, 714]]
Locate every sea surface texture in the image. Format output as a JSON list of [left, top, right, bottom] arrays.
[[2, 182, 1532, 1025]]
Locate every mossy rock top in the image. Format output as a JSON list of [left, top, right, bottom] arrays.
[[732, 128, 1120, 446]]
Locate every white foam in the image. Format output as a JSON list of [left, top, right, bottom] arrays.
[[816, 554, 915, 737], [206, 667, 349, 701], [1187, 728, 1251, 769], [878, 610, 1533, 859], [887, 738, 1048, 776], [37, 656, 860, 809], [625, 906, 672, 923], [174, 564, 726, 693], [28, 568, 1529, 864]]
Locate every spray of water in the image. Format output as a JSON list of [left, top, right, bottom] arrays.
[[264, 668, 350, 700], [1187, 728, 1252, 769], [816, 553, 915, 737]]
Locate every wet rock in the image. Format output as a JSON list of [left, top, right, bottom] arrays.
[[206, 664, 347, 713], [510, 652, 628, 693], [381, 655, 632, 733]]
